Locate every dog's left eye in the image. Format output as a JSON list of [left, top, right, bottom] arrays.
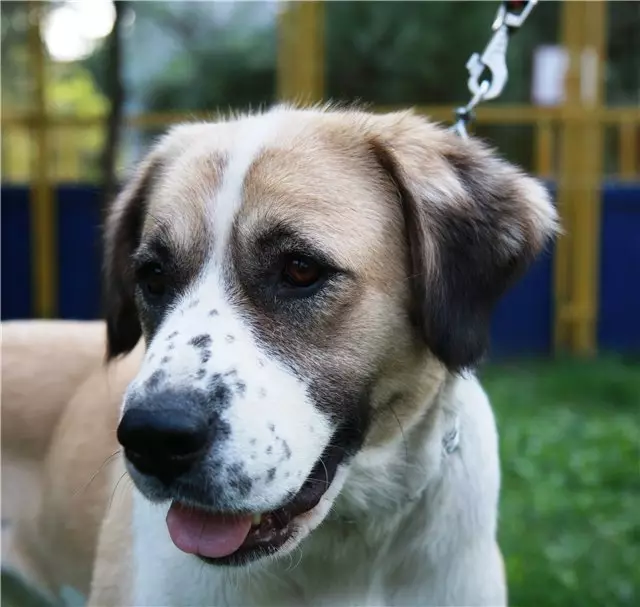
[[281, 255, 324, 290], [279, 254, 331, 299]]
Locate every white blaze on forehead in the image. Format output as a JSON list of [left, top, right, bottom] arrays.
[[211, 108, 289, 260]]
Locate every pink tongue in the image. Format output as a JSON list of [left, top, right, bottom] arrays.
[[166, 502, 252, 558]]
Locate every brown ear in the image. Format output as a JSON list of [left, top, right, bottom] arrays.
[[103, 153, 162, 359], [369, 112, 559, 371]]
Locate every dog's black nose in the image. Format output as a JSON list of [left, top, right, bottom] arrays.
[[117, 408, 209, 483]]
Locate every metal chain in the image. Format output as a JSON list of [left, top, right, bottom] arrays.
[[452, 0, 539, 139]]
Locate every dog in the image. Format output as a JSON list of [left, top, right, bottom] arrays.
[[5, 105, 558, 606], [1, 320, 144, 604], [88, 105, 558, 606]]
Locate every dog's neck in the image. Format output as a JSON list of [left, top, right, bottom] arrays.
[[238, 371, 467, 601], [329, 368, 463, 528]]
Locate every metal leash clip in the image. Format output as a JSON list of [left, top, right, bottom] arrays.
[[493, 0, 539, 31], [453, 0, 538, 138]]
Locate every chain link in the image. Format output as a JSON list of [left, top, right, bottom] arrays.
[[452, 0, 539, 139]]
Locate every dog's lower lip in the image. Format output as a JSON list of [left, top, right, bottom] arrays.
[[165, 499, 315, 562], [193, 484, 322, 564], [188, 441, 348, 565], [209, 510, 296, 562]]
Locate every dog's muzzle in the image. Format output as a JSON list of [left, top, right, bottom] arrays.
[[117, 389, 346, 565]]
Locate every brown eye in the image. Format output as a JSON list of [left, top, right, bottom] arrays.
[[282, 256, 322, 288]]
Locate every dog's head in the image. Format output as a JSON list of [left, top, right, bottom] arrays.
[[105, 106, 557, 565]]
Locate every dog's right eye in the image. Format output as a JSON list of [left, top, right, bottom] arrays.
[[136, 262, 167, 299]]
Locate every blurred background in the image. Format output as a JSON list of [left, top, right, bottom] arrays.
[[1, 1, 638, 606]]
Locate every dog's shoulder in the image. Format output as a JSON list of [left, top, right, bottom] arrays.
[[1, 320, 106, 458]]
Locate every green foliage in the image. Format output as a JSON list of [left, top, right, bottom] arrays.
[[83, 0, 637, 168], [607, 2, 640, 105], [49, 64, 109, 116], [1, 2, 34, 112], [1, 2, 109, 182], [481, 357, 640, 607], [325, 0, 500, 105], [131, 0, 565, 169], [139, 2, 277, 114]]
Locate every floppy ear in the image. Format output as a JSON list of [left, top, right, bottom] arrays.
[[103, 153, 161, 360], [369, 112, 559, 371]]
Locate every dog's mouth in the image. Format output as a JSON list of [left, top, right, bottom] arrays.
[[165, 444, 345, 566]]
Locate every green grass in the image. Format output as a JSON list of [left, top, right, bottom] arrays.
[[480, 356, 640, 607]]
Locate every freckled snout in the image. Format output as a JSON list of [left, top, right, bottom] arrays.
[[118, 403, 211, 484]]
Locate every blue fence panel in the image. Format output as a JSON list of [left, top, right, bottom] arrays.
[[489, 246, 555, 358], [488, 181, 556, 358], [598, 182, 640, 352], [2, 183, 639, 356], [1, 186, 32, 319], [57, 184, 104, 320]]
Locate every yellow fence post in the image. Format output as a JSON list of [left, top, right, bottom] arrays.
[[555, 0, 606, 356], [554, 0, 579, 353], [277, 1, 325, 104], [574, 0, 606, 355], [28, 0, 56, 318], [535, 119, 554, 179], [619, 119, 638, 180]]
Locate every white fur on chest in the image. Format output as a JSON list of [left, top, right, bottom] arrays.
[[130, 375, 506, 607]]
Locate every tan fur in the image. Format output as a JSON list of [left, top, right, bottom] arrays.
[[1, 320, 107, 595], [1, 320, 142, 600], [1, 321, 106, 458]]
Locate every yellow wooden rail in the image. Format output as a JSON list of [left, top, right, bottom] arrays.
[[3, 105, 640, 128], [4, 0, 639, 353], [3, 107, 638, 187]]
